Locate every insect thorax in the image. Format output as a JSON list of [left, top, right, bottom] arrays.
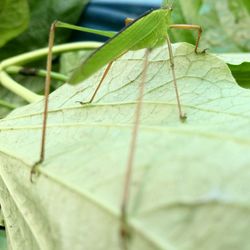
[[130, 9, 171, 50]]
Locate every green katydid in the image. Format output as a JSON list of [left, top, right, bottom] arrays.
[[35, 1, 203, 245]]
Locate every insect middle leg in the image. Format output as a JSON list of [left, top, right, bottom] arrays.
[[80, 17, 135, 105], [33, 20, 112, 172], [30, 21, 56, 181], [79, 61, 114, 104]]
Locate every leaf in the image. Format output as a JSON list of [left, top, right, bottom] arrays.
[[217, 53, 250, 88], [171, 0, 250, 52], [0, 0, 89, 60], [0, 230, 7, 250], [0, 0, 29, 48], [1, 43, 250, 249], [0, 208, 4, 227], [169, 0, 196, 45], [217, 53, 250, 65]]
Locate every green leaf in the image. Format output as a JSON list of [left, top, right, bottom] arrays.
[[0, 0, 89, 60], [0, 230, 7, 250], [171, 0, 250, 52], [0, 43, 250, 249], [0, 186, 6, 250], [217, 53, 250, 88], [0, 208, 4, 227], [0, 0, 29, 47], [169, 0, 196, 45]]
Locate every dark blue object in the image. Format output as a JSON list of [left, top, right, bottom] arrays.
[[71, 0, 162, 42]]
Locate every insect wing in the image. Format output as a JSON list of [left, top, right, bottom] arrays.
[[69, 10, 161, 84]]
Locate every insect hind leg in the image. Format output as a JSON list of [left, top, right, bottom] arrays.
[[166, 36, 186, 121], [169, 24, 204, 53], [120, 49, 151, 248]]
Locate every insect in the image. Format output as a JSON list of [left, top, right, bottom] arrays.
[[34, 1, 203, 246]]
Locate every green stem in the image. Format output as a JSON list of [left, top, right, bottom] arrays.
[[0, 42, 102, 70], [6, 66, 68, 82], [0, 99, 17, 109], [0, 42, 102, 103], [0, 71, 42, 103]]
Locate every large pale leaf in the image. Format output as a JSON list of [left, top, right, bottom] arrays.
[[217, 53, 250, 88], [0, 0, 29, 47], [0, 43, 250, 249]]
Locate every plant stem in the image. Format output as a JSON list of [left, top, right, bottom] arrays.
[[0, 42, 102, 103], [0, 71, 43, 103], [0, 99, 17, 109], [0, 42, 102, 70], [6, 66, 68, 82]]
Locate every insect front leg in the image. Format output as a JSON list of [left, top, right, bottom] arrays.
[[31, 21, 114, 181], [30, 21, 57, 182], [169, 24, 204, 53]]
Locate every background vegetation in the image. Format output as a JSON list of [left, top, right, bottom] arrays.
[[0, 0, 249, 249]]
